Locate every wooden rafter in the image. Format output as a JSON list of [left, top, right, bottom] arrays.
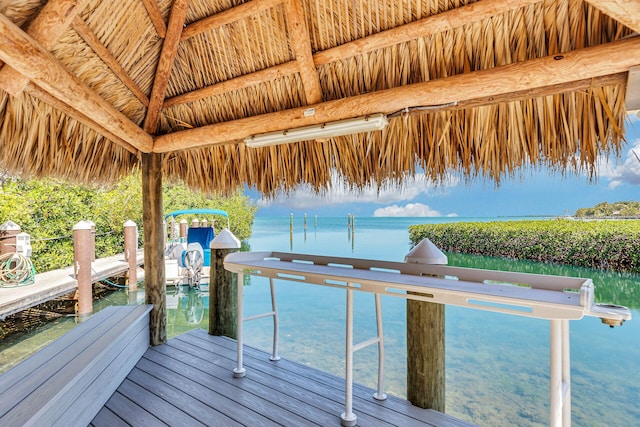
[[72, 17, 150, 107], [314, 0, 541, 66], [586, 0, 640, 34], [284, 0, 322, 104], [0, 13, 152, 153], [163, 0, 539, 109], [180, 0, 284, 41], [163, 60, 299, 108], [152, 37, 640, 153], [141, 0, 167, 38], [143, 0, 190, 135], [0, 0, 89, 96]]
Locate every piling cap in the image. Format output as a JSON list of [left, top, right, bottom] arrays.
[[404, 238, 448, 264], [0, 220, 20, 231], [124, 219, 137, 227], [210, 228, 241, 249], [73, 220, 92, 230]]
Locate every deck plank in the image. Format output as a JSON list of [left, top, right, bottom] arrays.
[[97, 330, 477, 427]]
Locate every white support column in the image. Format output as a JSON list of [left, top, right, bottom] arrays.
[[269, 278, 281, 361], [562, 319, 571, 426], [341, 286, 357, 427], [233, 272, 246, 378], [373, 293, 387, 401]]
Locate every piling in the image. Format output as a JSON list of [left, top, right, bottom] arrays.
[[179, 219, 188, 241], [191, 218, 199, 228], [73, 221, 93, 321], [209, 229, 241, 338], [0, 221, 20, 255], [123, 220, 138, 291]]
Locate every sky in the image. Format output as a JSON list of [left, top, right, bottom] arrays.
[[251, 114, 640, 218]]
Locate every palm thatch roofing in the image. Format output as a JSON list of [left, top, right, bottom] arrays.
[[0, 0, 639, 196]]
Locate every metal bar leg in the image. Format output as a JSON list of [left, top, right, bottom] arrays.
[[341, 286, 357, 427], [562, 320, 571, 426], [373, 293, 387, 401], [269, 278, 281, 361], [233, 272, 246, 378], [550, 319, 562, 426]]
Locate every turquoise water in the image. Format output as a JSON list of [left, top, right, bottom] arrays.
[[1, 215, 638, 426], [240, 216, 640, 427]]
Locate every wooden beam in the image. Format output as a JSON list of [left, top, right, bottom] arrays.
[[0, 0, 89, 96], [23, 82, 140, 154], [152, 37, 640, 153], [72, 17, 150, 107], [180, 0, 283, 41], [142, 152, 166, 346], [0, 12, 152, 153], [284, 0, 322, 104], [313, 0, 541, 66], [141, 0, 167, 38], [163, 60, 299, 108], [585, 0, 640, 34], [143, 0, 190, 135]]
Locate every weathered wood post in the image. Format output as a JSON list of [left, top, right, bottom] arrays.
[[142, 152, 166, 346], [87, 220, 96, 261], [405, 239, 448, 412], [73, 220, 93, 321], [209, 228, 241, 337], [0, 221, 20, 255], [179, 219, 188, 241], [124, 220, 138, 291]]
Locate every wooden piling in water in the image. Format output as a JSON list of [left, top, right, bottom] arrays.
[[73, 221, 93, 321], [406, 299, 445, 411], [209, 230, 241, 338], [123, 220, 138, 290]]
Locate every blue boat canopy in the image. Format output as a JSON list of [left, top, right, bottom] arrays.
[[164, 209, 229, 220]]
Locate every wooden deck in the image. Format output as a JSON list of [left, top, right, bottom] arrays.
[[0, 250, 144, 319], [93, 329, 476, 427]]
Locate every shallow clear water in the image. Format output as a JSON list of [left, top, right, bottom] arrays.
[[1, 216, 638, 426]]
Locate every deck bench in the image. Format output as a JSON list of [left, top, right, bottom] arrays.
[[0, 304, 152, 427]]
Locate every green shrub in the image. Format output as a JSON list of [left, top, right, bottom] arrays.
[[409, 219, 640, 273]]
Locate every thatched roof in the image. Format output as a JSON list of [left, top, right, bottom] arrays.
[[0, 0, 638, 196]]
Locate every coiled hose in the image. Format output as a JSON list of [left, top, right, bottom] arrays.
[[0, 253, 35, 287]]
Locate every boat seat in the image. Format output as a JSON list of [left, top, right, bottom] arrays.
[[187, 227, 214, 266]]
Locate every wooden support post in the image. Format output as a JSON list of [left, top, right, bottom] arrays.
[[179, 219, 188, 241], [73, 221, 93, 321], [209, 229, 241, 338], [142, 152, 166, 346], [0, 221, 20, 255], [124, 220, 138, 291], [406, 299, 445, 412]]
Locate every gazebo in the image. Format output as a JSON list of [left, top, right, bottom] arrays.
[[0, 0, 638, 405]]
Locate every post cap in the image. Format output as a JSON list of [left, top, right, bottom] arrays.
[[404, 238, 448, 264], [124, 219, 137, 227], [0, 220, 20, 231], [210, 228, 241, 249], [73, 220, 92, 230]]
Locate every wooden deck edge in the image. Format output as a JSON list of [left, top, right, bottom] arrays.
[[0, 305, 151, 426]]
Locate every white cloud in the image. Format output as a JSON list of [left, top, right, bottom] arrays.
[[373, 202, 458, 217], [257, 171, 460, 209], [596, 139, 640, 189]]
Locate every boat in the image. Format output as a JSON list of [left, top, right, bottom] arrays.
[[164, 208, 230, 288]]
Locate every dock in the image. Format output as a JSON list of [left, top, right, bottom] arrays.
[[0, 250, 144, 319], [93, 329, 474, 427]]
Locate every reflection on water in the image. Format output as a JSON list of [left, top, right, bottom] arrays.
[[167, 285, 209, 337]]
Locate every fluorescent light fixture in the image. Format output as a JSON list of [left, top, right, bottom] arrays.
[[244, 114, 389, 148]]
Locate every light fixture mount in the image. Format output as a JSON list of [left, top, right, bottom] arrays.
[[244, 114, 389, 148]]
